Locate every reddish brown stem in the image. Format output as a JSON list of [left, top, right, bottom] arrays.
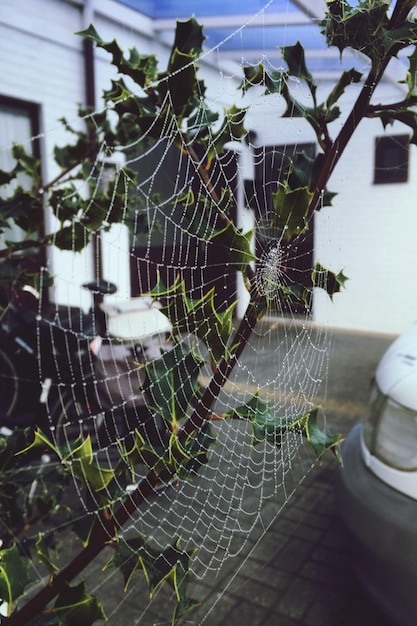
[[5, 302, 259, 625]]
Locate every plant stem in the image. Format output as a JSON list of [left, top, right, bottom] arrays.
[[5, 297, 260, 626], [8, 5, 414, 621], [309, 0, 415, 214]]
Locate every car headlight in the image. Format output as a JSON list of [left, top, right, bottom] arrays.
[[363, 381, 417, 471]]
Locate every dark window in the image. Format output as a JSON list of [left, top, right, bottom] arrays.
[[0, 96, 44, 302], [0, 95, 41, 203], [374, 134, 409, 184]]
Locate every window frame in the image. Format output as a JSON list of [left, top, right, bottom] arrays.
[[373, 134, 409, 185], [0, 95, 41, 160]]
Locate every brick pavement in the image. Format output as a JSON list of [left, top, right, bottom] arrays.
[[186, 456, 393, 626], [83, 324, 395, 625]]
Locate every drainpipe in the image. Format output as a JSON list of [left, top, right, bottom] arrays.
[[83, 0, 96, 111], [82, 0, 104, 297]]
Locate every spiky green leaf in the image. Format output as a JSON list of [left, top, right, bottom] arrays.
[[143, 340, 204, 424], [62, 436, 115, 492], [151, 277, 236, 362], [312, 262, 348, 299], [103, 536, 149, 591], [223, 393, 288, 446], [281, 41, 317, 97], [272, 183, 313, 238], [224, 396, 343, 460], [326, 68, 363, 109], [294, 407, 344, 461], [240, 63, 287, 95], [77, 25, 158, 87], [206, 105, 247, 165], [35, 534, 59, 577], [178, 187, 256, 271], [0, 543, 33, 605], [53, 581, 106, 626]]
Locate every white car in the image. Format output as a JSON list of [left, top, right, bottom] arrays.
[[337, 323, 417, 626]]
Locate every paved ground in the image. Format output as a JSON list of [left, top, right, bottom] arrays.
[[78, 321, 397, 626], [184, 323, 396, 626]]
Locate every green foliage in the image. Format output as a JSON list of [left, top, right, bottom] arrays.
[[176, 186, 256, 271], [2, 3, 417, 624], [20, 429, 115, 493], [0, 543, 33, 608], [151, 276, 237, 362], [272, 183, 313, 238], [104, 536, 199, 626], [321, 0, 417, 70], [223, 394, 343, 460], [143, 341, 204, 424], [312, 262, 349, 299], [35, 533, 59, 577], [0, 429, 68, 537], [53, 581, 106, 626]]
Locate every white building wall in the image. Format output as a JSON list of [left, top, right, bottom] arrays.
[[314, 115, 417, 335], [1, 0, 416, 332], [0, 0, 239, 309]]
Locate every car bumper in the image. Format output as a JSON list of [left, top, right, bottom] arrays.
[[336, 421, 417, 626]]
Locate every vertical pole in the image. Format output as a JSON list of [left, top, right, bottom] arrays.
[[82, 0, 103, 304]]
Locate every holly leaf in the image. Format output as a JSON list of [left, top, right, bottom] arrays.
[[17, 428, 60, 456], [0, 168, 16, 186], [207, 104, 247, 165], [0, 543, 33, 605], [178, 187, 256, 271], [53, 581, 106, 626], [151, 276, 236, 362], [35, 534, 59, 577], [120, 429, 171, 476], [172, 595, 201, 626], [312, 262, 348, 299], [402, 45, 417, 97], [294, 407, 344, 461], [162, 18, 206, 119], [161, 48, 201, 118], [71, 506, 103, 548], [168, 16, 205, 61], [321, 1, 417, 69], [143, 340, 204, 424], [62, 436, 115, 492], [240, 63, 287, 95], [326, 68, 363, 109], [272, 183, 313, 238], [77, 25, 158, 88], [379, 109, 417, 144], [281, 41, 316, 98], [20, 429, 115, 492], [223, 393, 289, 446], [50, 222, 90, 252], [224, 396, 343, 460], [210, 220, 256, 271], [103, 536, 149, 591], [141, 538, 197, 604]]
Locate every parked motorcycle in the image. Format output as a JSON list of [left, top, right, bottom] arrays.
[[0, 280, 172, 448]]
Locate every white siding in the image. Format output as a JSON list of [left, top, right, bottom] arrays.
[[1, 0, 416, 332], [314, 117, 417, 334]]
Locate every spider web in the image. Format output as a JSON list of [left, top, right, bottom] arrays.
[[0, 4, 359, 624]]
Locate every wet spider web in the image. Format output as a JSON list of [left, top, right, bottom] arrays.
[[0, 2, 373, 624]]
